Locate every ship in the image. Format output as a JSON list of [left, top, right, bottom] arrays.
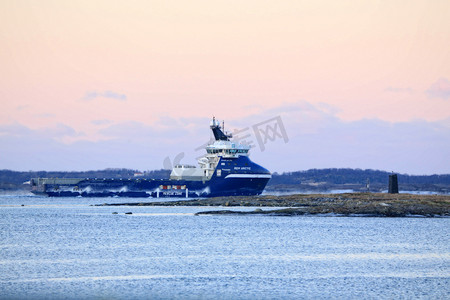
[[30, 117, 271, 197]]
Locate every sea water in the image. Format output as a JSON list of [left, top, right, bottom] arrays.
[[1, 195, 449, 299]]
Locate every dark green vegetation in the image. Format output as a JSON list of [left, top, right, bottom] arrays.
[[102, 193, 450, 218], [1, 168, 449, 193], [268, 169, 450, 193], [0, 169, 170, 191]]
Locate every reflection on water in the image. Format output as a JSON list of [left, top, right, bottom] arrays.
[[1, 195, 449, 299]]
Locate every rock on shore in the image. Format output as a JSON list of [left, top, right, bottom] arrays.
[[98, 193, 450, 217]]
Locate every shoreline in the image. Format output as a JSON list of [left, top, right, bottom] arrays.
[[98, 193, 450, 217]]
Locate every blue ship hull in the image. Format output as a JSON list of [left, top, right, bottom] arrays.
[[32, 156, 271, 198]]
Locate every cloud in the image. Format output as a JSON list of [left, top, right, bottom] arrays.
[[82, 90, 127, 101], [0, 121, 201, 171], [34, 113, 55, 119], [0, 122, 79, 141], [41, 123, 78, 138], [99, 121, 152, 138], [1, 110, 449, 174], [225, 101, 450, 175], [91, 119, 114, 125], [16, 105, 29, 111], [227, 100, 340, 135], [385, 86, 414, 93], [98, 120, 196, 149], [0, 122, 33, 137], [426, 78, 450, 100]]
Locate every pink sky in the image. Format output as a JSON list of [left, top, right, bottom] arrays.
[[1, 1, 449, 174]]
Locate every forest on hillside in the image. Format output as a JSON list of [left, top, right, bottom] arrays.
[[267, 168, 450, 193], [1, 168, 449, 193], [270, 168, 450, 185], [0, 169, 170, 190]]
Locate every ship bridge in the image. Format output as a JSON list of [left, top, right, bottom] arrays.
[[207, 117, 250, 158], [205, 142, 249, 158], [170, 118, 252, 181]]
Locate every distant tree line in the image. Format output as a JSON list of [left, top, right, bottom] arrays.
[[0, 169, 171, 190], [268, 168, 450, 186], [0, 168, 449, 191]]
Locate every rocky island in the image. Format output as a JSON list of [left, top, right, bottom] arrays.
[[99, 193, 450, 217]]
